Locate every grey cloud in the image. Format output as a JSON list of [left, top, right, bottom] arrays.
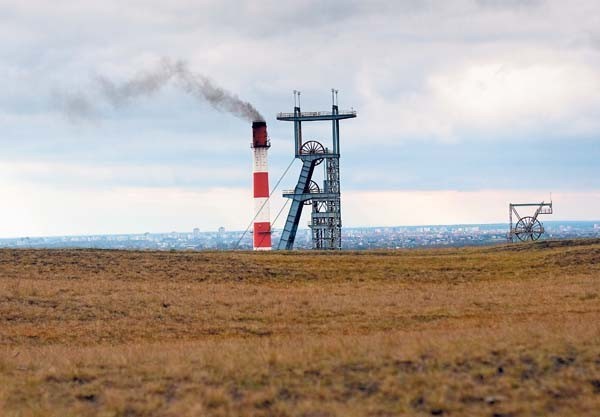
[[5, 0, 600, 144]]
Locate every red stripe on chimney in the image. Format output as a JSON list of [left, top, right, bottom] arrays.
[[253, 172, 269, 198], [253, 222, 272, 247]]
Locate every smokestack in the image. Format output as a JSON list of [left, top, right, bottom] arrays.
[[251, 121, 271, 250]]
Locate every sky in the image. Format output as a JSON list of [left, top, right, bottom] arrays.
[[1, 0, 599, 237]]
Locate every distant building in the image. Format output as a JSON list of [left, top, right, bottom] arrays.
[[216, 227, 226, 250], [193, 228, 201, 237]]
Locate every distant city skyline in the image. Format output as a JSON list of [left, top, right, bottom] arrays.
[[1, 1, 599, 237], [1, 221, 598, 250]]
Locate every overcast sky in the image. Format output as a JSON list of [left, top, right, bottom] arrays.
[[1, 0, 599, 237]]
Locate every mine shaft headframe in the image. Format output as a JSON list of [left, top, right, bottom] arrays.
[[508, 201, 553, 242], [276, 90, 357, 251]]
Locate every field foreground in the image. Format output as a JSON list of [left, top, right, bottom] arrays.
[[1, 240, 599, 416]]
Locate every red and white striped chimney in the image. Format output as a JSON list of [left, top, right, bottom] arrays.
[[251, 121, 271, 250]]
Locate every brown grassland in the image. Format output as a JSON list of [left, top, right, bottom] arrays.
[[0, 239, 599, 416]]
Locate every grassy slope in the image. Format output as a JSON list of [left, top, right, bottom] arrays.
[[0, 240, 599, 416]]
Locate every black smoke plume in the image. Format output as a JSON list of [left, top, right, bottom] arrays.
[[60, 59, 264, 122]]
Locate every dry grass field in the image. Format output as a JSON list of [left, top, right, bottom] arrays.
[[0, 239, 599, 416]]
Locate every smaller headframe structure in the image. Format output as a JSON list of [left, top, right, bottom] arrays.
[[508, 201, 553, 242]]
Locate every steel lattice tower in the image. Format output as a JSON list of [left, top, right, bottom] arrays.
[[277, 90, 357, 250]]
